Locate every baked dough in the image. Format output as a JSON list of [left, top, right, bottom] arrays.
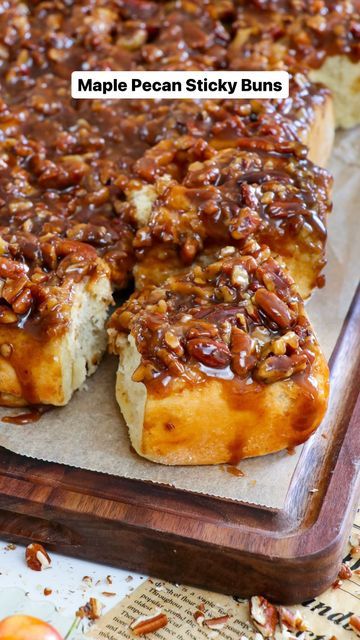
[[229, 1, 360, 130], [303, 94, 335, 167], [310, 57, 360, 130], [109, 247, 329, 465]]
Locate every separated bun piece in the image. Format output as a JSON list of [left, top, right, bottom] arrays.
[[108, 246, 329, 465], [129, 136, 332, 298], [0, 244, 113, 407]]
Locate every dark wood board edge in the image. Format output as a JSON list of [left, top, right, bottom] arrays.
[[0, 285, 358, 602], [283, 281, 360, 525]]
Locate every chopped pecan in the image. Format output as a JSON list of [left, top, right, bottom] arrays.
[[164, 331, 183, 355], [231, 264, 249, 288], [350, 615, 360, 633], [337, 563, 352, 580], [25, 543, 51, 571], [76, 597, 103, 621], [250, 596, 278, 638], [255, 353, 307, 383], [256, 258, 292, 299], [204, 615, 230, 629], [278, 607, 307, 632], [187, 324, 219, 340]]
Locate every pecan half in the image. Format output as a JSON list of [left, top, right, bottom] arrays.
[[186, 337, 231, 368], [231, 327, 256, 376], [254, 288, 293, 329]]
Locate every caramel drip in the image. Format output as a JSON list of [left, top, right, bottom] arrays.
[[2, 406, 52, 425]]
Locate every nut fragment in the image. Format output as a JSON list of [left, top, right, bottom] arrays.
[[269, 331, 299, 356], [130, 610, 168, 636], [25, 543, 51, 571], [249, 596, 278, 638], [76, 597, 103, 621], [0, 343, 13, 358], [203, 615, 230, 630], [0, 306, 18, 324], [164, 331, 183, 354], [193, 605, 205, 626], [337, 563, 352, 580], [231, 264, 249, 288], [350, 615, 360, 633], [255, 354, 307, 383], [278, 607, 307, 632]]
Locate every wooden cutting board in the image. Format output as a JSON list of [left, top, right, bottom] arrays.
[[0, 286, 359, 604]]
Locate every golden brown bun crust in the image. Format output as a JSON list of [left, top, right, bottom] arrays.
[[116, 338, 328, 465], [303, 94, 335, 168]]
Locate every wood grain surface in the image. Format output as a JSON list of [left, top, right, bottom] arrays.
[[0, 285, 359, 603]]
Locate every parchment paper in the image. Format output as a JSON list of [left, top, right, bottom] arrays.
[[0, 128, 359, 509]]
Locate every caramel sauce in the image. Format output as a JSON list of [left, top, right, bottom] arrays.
[[0, 326, 59, 405], [2, 405, 52, 425], [225, 465, 245, 477], [287, 447, 296, 455]]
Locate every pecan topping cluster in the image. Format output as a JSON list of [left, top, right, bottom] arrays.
[[109, 245, 318, 388]]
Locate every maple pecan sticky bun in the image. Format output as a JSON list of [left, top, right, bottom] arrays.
[[108, 246, 329, 465], [130, 136, 332, 298], [229, 0, 360, 129]]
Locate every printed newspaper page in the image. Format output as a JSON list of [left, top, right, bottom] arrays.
[[87, 509, 360, 640]]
